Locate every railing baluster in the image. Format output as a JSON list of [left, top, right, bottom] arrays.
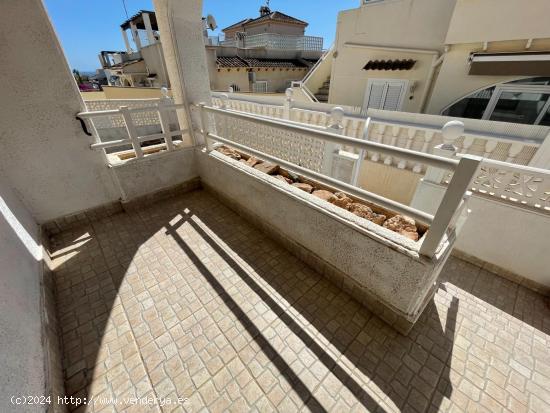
[[120, 106, 143, 158], [158, 107, 174, 151], [419, 154, 480, 257]]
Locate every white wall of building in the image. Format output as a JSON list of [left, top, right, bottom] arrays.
[[445, 0, 550, 44], [0, 175, 45, 411], [327, 0, 456, 110], [0, 0, 120, 223], [426, 39, 550, 115], [412, 181, 550, 291]]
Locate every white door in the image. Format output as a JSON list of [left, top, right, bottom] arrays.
[[362, 79, 408, 115]]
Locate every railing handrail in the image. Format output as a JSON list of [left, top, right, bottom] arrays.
[[202, 105, 459, 171], [79, 100, 187, 157], [369, 117, 544, 146], [302, 44, 333, 85], [77, 103, 186, 118], [197, 103, 482, 257]]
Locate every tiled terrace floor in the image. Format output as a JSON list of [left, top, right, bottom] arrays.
[[50, 189, 550, 413]]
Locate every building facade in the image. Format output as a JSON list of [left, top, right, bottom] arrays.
[[98, 10, 171, 88], [302, 0, 550, 125], [206, 6, 324, 93]]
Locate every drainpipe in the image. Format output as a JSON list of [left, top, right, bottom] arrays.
[[419, 46, 449, 114]]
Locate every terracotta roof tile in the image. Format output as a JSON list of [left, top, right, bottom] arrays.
[[216, 57, 308, 68]]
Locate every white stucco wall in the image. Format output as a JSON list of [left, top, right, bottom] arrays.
[[337, 0, 456, 52], [425, 42, 550, 115], [0, 176, 45, 411], [327, 0, 456, 110], [198, 150, 453, 327], [412, 180, 550, 290], [112, 148, 198, 200], [445, 0, 550, 44], [0, 0, 120, 223]]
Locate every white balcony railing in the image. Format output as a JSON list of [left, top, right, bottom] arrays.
[[197, 99, 483, 258], [210, 92, 550, 213], [219, 33, 323, 51], [77, 92, 188, 160]]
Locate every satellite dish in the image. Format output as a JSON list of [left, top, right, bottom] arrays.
[[206, 14, 217, 31]]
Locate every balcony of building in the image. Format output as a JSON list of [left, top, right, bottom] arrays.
[[1, 1, 550, 413], [211, 32, 324, 52]]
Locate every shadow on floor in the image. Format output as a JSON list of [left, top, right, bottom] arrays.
[[49, 189, 549, 412], [164, 203, 459, 412]]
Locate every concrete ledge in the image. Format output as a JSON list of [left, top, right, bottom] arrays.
[[203, 182, 417, 333], [197, 149, 454, 334]]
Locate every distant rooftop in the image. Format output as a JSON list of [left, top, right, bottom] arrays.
[[216, 56, 310, 68], [120, 10, 158, 31], [222, 7, 308, 32]]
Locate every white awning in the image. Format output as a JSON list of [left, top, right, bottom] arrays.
[[469, 52, 550, 76]]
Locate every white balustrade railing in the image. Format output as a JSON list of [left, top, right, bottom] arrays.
[[219, 33, 323, 51], [211, 90, 550, 213], [77, 90, 188, 159], [212, 91, 547, 170], [462, 158, 550, 212], [85, 99, 163, 129], [197, 98, 483, 258]]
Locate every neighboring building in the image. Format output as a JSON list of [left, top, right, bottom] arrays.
[[206, 5, 324, 93], [98, 10, 170, 88], [97, 7, 323, 94], [301, 0, 550, 125]]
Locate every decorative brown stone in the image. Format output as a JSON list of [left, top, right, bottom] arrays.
[[253, 162, 279, 175], [245, 157, 260, 167], [312, 190, 336, 203], [347, 203, 387, 225], [332, 192, 352, 209], [383, 215, 419, 241], [218, 146, 241, 160], [275, 175, 292, 184], [292, 182, 313, 193]]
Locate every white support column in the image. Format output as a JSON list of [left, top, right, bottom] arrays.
[[322, 107, 344, 176], [121, 28, 132, 53], [143, 12, 156, 45], [120, 106, 144, 158], [419, 154, 480, 258], [130, 22, 142, 51], [153, 0, 212, 147]]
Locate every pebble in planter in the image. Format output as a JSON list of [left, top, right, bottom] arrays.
[[216, 146, 421, 242]]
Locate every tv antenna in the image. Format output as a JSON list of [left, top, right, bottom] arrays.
[[121, 0, 129, 19]]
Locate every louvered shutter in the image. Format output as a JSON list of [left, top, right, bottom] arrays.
[[366, 82, 386, 110], [383, 83, 405, 110]]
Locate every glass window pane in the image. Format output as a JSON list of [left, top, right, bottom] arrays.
[[489, 92, 550, 124], [442, 87, 494, 119], [538, 104, 550, 126]]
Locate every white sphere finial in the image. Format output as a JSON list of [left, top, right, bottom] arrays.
[[160, 87, 169, 98], [285, 88, 294, 99], [441, 120, 464, 146], [330, 107, 345, 125], [228, 86, 234, 93]]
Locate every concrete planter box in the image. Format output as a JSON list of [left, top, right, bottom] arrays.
[[197, 149, 454, 334]]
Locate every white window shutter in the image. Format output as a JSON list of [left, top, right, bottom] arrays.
[[367, 82, 386, 110], [383, 83, 405, 111]]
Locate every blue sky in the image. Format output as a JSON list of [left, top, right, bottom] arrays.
[[44, 0, 358, 72]]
